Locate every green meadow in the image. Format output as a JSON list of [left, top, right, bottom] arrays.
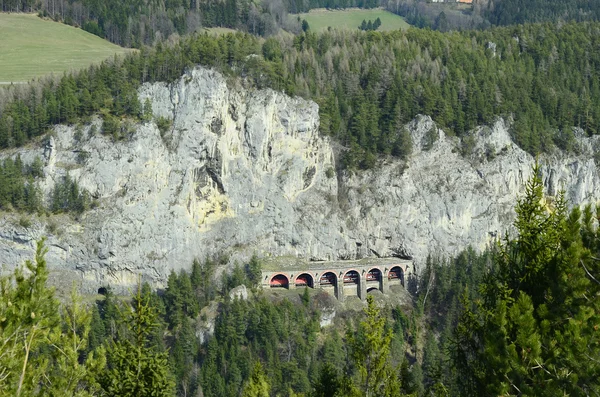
[[296, 8, 410, 32], [0, 13, 132, 83]]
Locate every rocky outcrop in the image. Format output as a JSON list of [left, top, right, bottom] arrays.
[[2, 67, 600, 292]]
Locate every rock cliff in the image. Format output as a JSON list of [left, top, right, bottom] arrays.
[[1, 67, 599, 292]]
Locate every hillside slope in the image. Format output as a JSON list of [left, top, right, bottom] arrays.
[[0, 14, 131, 83], [1, 67, 599, 292]]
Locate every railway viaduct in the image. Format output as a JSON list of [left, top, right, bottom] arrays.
[[261, 258, 413, 301]]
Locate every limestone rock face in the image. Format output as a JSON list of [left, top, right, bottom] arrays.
[[2, 67, 600, 292]]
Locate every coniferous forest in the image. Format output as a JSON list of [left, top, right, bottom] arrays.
[[1, 0, 600, 394], [2, 23, 600, 171], [1, 167, 599, 396]]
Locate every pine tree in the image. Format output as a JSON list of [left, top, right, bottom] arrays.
[[246, 254, 262, 287], [452, 163, 600, 395], [241, 362, 270, 397], [45, 286, 106, 396], [0, 239, 59, 396], [100, 283, 175, 397], [373, 17, 381, 30], [347, 295, 403, 397], [0, 239, 106, 396]]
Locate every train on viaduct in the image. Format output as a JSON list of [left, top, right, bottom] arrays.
[[261, 258, 413, 301]]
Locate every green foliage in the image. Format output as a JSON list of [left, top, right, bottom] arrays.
[[387, 0, 600, 32], [99, 284, 175, 397], [141, 98, 153, 123], [0, 239, 59, 396], [301, 19, 310, 32], [46, 287, 106, 396], [241, 362, 270, 397], [4, 24, 600, 171], [452, 163, 600, 395], [199, 295, 321, 396], [348, 295, 403, 397], [50, 173, 90, 214], [0, 156, 42, 213], [301, 287, 310, 307], [485, 0, 600, 26], [245, 254, 262, 288], [28, 156, 44, 178], [359, 18, 381, 31], [0, 239, 104, 396], [18, 216, 31, 228], [164, 270, 200, 329], [155, 116, 172, 137], [191, 257, 219, 309]]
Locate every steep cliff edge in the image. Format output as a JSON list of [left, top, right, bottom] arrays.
[[1, 67, 599, 291]]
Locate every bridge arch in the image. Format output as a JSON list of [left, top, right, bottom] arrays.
[[342, 269, 360, 284], [367, 286, 380, 293], [366, 268, 382, 282], [295, 273, 314, 288], [388, 266, 405, 287], [341, 269, 361, 297], [270, 274, 289, 288], [319, 271, 338, 287]]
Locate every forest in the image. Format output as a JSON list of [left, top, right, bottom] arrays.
[[0, 155, 89, 214], [0, 0, 381, 46], [1, 166, 598, 396], [3, 0, 600, 47], [2, 22, 600, 171], [1, 0, 599, 394], [384, 0, 600, 31]]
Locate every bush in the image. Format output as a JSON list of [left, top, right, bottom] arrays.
[[155, 117, 172, 136], [19, 216, 32, 229], [325, 167, 335, 179]]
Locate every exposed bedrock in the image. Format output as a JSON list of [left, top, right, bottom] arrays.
[[1, 67, 599, 292]]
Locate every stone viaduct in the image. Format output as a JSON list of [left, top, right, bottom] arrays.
[[261, 258, 413, 301]]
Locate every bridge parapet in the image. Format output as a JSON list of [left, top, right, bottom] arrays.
[[261, 258, 412, 300]]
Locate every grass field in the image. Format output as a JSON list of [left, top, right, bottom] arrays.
[[296, 8, 410, 32], [0, 13, 133, 83], [202, 27, 239, 35]]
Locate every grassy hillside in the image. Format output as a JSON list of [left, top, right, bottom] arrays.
[[296, 8, 410, 31], [0, 13, 132, 83]]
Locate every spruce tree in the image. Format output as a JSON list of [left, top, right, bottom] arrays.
[[100, 283, 175, 397], [241, 362, 270, 397], [347, 295, 403, 397], [0, 239, 59, 396], [452, 163, 600, 395]]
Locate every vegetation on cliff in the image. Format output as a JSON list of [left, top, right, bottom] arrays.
[[1, 167, 599, 396], [3, 22, 600, 171]]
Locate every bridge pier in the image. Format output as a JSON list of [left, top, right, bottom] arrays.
[[336, 283, 344, 301], [358, 273, 367, 300], [382, 272, 389, 293]]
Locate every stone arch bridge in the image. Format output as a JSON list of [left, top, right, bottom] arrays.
[[261, 258, 413, 301]]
